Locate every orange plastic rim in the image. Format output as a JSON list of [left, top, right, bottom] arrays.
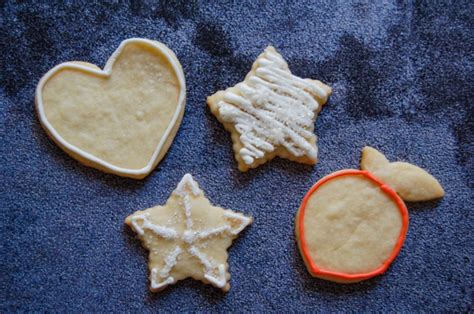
[[298, 169, 409, 281]]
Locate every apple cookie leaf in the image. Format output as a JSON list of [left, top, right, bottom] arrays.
[[361, 147, 445, 202]]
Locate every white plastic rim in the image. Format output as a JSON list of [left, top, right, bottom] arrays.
[[35, 38, 186, 178]]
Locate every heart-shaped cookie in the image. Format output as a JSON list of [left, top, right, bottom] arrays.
[[36, 38, 186, 179]]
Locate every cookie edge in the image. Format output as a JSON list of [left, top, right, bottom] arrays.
[[295, 169, 409, 283], [35, 38, 186, 179], [206, 46, 332, 172]]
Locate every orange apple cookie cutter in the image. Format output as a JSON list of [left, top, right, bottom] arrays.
[[296, 146, 444, 283], [297, 169, 409, 282]]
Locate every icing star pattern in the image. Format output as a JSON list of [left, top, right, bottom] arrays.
[[126, 174, 252, 291]]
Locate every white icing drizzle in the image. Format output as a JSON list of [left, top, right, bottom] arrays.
[[183, 194, 193, 229], [159, 246, 182, 278], [195, 225, 231, 240], [175, 173, 202, 197], [176, 173, 200, 229], [129, 174, 251, 290], [224, 211, 252, 234], [151, 268, 175, 289], [188, 246, 227, 288], [129, 213, 178, 239], [216, 47, 330, 165]]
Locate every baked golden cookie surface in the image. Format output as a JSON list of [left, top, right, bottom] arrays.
[[361, 147, 445, 201], [36, 38, 186, 179], [208, 46, 331, 171], [296, 169, 408, 283], [296, 147, 444, 283], [125, 174, 252, 292]]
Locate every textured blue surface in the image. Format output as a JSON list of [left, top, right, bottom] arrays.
[[1, 1, 473, 312]]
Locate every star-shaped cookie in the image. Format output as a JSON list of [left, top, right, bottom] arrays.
[[207, 46, 332, 171], [125, 174, 252, 292]]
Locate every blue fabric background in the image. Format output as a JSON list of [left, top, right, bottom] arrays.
[[1, 1, 473, 312]]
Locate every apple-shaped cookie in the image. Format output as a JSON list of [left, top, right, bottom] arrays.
[[36, 38, 186, 179], [296, 147, 444, 283]]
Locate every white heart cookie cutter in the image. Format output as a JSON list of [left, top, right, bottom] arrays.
[[35, 38, 186, 179]]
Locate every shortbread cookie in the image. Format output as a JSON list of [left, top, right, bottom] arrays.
[[36, 38, 186, 179], [296, 169, 408, 283], [125, 174, 252, 292], [361, 147, 445, 201], [296, 147, 444, 283], [207, 46, 332, 171]]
